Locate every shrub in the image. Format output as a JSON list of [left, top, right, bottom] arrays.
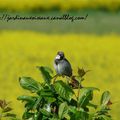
[[17, 66, 112, 120]]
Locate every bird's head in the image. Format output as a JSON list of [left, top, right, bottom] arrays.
[[55, 51, 65, 60]]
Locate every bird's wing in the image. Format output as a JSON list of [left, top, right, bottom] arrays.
[[62, 58, 72, 76]]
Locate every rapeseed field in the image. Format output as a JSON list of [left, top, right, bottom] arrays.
[[0, 0, 120, 11], [0, 31, 120, 119]]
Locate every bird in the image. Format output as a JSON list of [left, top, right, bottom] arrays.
[[54, 51, 72, 77], [53, 51, 82, 89]]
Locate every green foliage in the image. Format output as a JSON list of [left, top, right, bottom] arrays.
[[17, 66, 112, 120], [101, 91, 111, 106], [77, 87, 99, 109], [54, 81, 74, 102], [58, 102, 68, 119], [37, 66, 53, 84], [19, 77, 42, 93]]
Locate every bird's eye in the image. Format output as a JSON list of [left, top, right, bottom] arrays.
[[60, 53, 64, 59]]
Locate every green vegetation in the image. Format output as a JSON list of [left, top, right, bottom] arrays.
[[17, 66, 112, 120]]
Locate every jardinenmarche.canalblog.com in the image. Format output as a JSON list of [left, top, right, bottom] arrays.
[[0, 14, 88, 22]]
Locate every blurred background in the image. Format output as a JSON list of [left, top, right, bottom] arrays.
[[0, 0, 120, 119]]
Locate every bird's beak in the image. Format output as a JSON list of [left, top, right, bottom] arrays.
[[56, 55, 60, 60]]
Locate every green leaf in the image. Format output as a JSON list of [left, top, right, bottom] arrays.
[[22, 111, 34, 119], [70, 109, 89, 120], [43, 66, 53, 74], [17, 95, 37, 102], [78, 88, 92, 108], [54, 80, 74, 102], [40, 109, 52, 117], [19, 77, 42, 92], [17, 96, 43, 111], [49, 118, 59, 120], [45, 97, 56, 103], [96, 115, 112, 120], [58, 102, 68, 119], [101, 115, 112, 120], [25, 101, 36, 111], [38, 88, 56, 103], [78, 87, 99, 108], [40, 89, 54, 97], [85, 87, 100, 91], [37, 66, 53, 84], [33, 97, 42, 110], [68, 106, 77, 114], [101, 91, 111, 106], [88, 102, 97, 109]]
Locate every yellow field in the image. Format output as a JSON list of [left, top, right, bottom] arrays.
[[0, 0, 120, 11], [0, 31, 120, 119]]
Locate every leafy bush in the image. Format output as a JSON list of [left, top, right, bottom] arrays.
[[17, 66, 112, 120]]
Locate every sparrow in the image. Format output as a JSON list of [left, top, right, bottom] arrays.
[[54, 51, 72, 77], [53, 51, 81, 89]]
